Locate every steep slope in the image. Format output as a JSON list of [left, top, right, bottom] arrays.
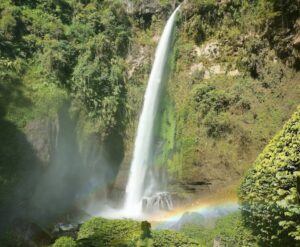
[[154, 0, 300, 202], [0, 0, 132, 230]]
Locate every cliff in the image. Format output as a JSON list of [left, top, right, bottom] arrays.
[[0, 0, 299, 245]]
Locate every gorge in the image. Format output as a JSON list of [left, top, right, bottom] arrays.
[[0, 0, 299, 246]]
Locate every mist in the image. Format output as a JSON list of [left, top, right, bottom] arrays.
[[5, 102, 122, 229]]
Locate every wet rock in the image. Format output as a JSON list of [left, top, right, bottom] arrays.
[[52, 222, 79, 240], [53, 223, 78, 233], [142, 192, 173, 213]]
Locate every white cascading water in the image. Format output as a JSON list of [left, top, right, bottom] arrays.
[[123, 6, 180, 217]]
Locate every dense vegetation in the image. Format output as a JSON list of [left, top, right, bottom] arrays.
[[0, 0, 133, 240], [52, 217, 201, 247], [0, 0, 299, 246], [0, 0, 131, 133], [155, 0, 300, 200], [240, 107, 300, 246], [180, 211, 258, 247], [76, 218, 140, 246]]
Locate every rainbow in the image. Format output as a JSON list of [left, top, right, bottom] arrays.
[[150, 185, 239, 228]]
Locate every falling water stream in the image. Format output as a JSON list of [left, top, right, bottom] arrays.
[[123, 6, 180, 217]]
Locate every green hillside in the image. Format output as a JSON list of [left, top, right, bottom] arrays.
[[0, 0, 299, 246]]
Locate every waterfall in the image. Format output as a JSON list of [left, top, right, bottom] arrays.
[[123, 6, 180, 216]]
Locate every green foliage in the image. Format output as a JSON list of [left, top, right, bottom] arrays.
[[51, 218, 201, 247], [77, 217, 141, 246], [38, 38, 74, 84], [140, 221, 151, 240], [151, 230, 201, 247], [193, 84, 232, 116], [183, 0, 298, 67], [67, 1, 131, 134], [204, 112, 232, 138], [240, 106, 300, 246], [1, 0, 132, 135], [22, 7, 65, 39], [181, 211, 258, 247], [0, 0, 133, 240], [164, 0, 300, 190], [53, 236, 77, 247], [191, 83, 234, 138], [186, 15, 206, 44], [0, 229, 23, 247]]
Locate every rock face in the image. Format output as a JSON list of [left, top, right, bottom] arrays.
[[133, 0, 161, 15], [24, 117, 58, 167], [195, 42, 220, 60], [52, 222, 79, 240], [126, 0, 179, 28], [19, 104, 111, 226], [127, 0, 177, 15], [142, 192, 173, 213]]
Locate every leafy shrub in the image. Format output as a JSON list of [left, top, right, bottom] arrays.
[[77, 217, 140, 246], [204, 112, 231, 138], [0, 1, 22, 41], [53, 236, 77, 247], [186, 15, 206, 44], [151, 230, 200, 247], [140, 221, 151, 239], [183, 0, 219, 40], [193, 84, 232, 116], [1, 0, 132, 134], [192, 84, 232, 138], [240, 106, 300, 246], [39, 39, 73, 84], [75, 218, 200, 247], [181, 211, 258, 247]]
